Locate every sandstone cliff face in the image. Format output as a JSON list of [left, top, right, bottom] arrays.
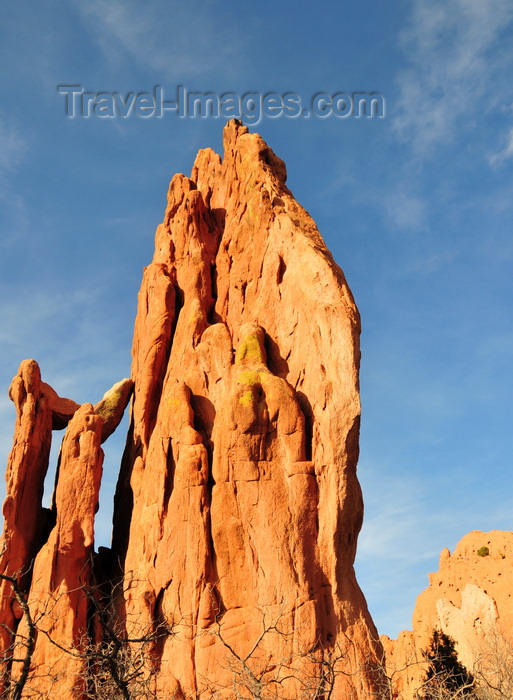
[[0, 121, 381, 698], [109, 120, 381, 698], [382, 530, 513, 697]]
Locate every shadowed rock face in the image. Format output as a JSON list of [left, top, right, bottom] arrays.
[[0, 121, 381, 698], [112, 120, 381, 697]]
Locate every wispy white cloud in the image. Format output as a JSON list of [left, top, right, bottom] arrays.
[[394, 0, 513, 156], [358, 468, 440, 563], [383, 189, 427, 230], [0, 114, 29, 248], [0, 107, 27, 171], [0, 283, 131, 401], [355, 464, 443, 636], [321, 162, 430, 232], [71, 0, 245, 80], [0, 116, 27, 174], [489, 125, 513, 166]]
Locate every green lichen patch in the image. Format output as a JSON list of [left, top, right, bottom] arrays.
[[238, 389, 255, 407], [237, 369, 261, 386], [235, 329, 266, 365], [166, 397, 183, 409]]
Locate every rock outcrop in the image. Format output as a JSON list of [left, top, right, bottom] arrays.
[[94, 377, 135, 443], [382, 530, 513, 698], [0, 365, 132, 696], [0, 121, 382, 698], [0, 360, 78, 691], [110, 120, 381, 698], [19, 404, 104, 697]]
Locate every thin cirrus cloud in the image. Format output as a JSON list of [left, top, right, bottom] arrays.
[[383, 189, 428, 231], [489, 126, 513, 166], [0, 115, 27, 176], [358, 478, 436, 565], [0, 114, 29, 246], [355, 467, 444, 635], [70, 0, 246, 80], [393, 0, 513, 156], [0, 286, 130, 395]]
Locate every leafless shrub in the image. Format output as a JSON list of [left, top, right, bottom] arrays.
[[472, 629, 513, 700], [0, 567, 172, 700], [199, 595, 384, 700]]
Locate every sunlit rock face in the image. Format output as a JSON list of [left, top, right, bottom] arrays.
[[0, 121, 382, 698], [381, 530, 513, 699], [112, 120, 381, 698], [0, 364, 132, 697]]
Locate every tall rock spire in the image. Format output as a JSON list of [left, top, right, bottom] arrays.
[[0, 121, 382, 698], [113, 120, 381, 697]]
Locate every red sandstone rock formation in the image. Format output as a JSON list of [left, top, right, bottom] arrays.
[[0, 364, 132, 697], [1, 121, 382, 698], [18, 403, 104, 697], [0, 360, 79, 691], [382, 530, 513, 698], [112, 120, 381, 698]]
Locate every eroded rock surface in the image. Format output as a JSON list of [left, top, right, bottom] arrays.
[[0, 363, 131, 697], [1, 121, 381, 698], [17, 404, 104, 697], [0, 360, 79, 690], [382, 530, 513, 698], [113, 120, 381, 698]]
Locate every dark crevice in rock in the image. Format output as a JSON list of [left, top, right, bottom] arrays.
[[163, 438, 175, 516], [153, 587, 169, 663], [211, 206, 226, 233], [276, 255, 286, 285], [111, 421, 136, 570], [173, 283, 185, 333], [208, 262, 219, 324], [296, 391, 313, 462], [190, 394, 215, 448], [38, 506, 56, 551], [263, 333, 289, 378]]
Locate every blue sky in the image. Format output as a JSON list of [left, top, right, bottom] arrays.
[[1, 0, 513, 639]]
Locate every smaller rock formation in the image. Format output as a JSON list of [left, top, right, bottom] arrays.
[[0, 360, 132, 696], [382, 530, 513, 698], [17, 404, 104, 697], [94, 377, 134, 443], [0, 360, 77, 691]]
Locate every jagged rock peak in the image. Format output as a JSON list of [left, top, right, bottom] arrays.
[[113, 120, 380, 698], [1, 123, 380, 699]]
